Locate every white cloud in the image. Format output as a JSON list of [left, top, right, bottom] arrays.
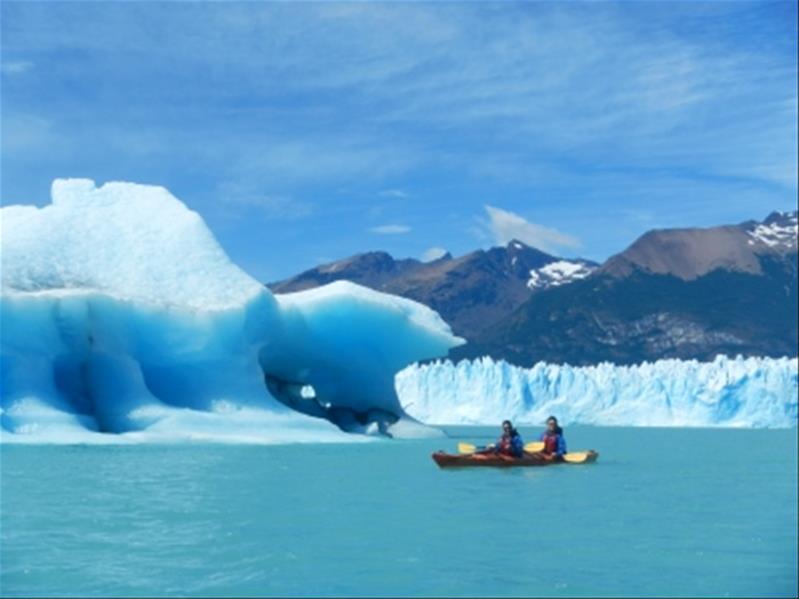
[[369, 224, 411, 234], [378, 188, 409, 199], [238, 195, 313, 219], [226, 137, 420, 187], [421, 247, 448, 261], [1, 114, 53, 152], [1, 61, 33, 75], [483, 205, 581, 253], [4, 1, 794, 205], [218, 182, 314, 220]]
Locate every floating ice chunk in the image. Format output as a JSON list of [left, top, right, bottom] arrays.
[[1, 179, 463, 442]]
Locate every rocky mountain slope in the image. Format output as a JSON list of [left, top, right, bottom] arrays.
[[453, 211, 798, 365], [270, 211, 798, 366]]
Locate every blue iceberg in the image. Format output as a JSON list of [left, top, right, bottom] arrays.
[[0, 179, 464, 442]]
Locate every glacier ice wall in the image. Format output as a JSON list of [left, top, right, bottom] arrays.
[[395, 356, 798, 428], [0, 179, 464, 442]]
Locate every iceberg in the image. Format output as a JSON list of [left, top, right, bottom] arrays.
[[0, 179, 464, 443], [395, 355, 798, 428]]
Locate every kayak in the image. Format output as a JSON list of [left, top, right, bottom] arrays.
[[432, 450, 599, 468]]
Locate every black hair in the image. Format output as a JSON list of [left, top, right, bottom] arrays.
[[502, 420, 519, 437], [546, 415, 563, 436]]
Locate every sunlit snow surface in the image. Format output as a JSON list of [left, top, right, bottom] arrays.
[[527, 260, 596, 290], [0, 180, 463, 443], [396, 355, 798, 428], [746, 212, 798, 249]]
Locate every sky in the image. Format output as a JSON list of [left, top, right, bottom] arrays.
[[2, 1, 797, 282]]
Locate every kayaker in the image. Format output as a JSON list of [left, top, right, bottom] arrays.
[[539, 416, 567, 460], [489, 420, 524, 458]]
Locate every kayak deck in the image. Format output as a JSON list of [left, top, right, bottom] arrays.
[[432, 450, 599, 468]]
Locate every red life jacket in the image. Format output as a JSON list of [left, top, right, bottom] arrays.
[[542, 433, 559, 454]]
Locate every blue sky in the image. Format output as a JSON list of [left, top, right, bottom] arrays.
[[2, 1, 797, 282]]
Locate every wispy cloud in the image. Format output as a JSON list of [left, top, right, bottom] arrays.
[[2, 114, 54, 152], [378, 189, 409, 199], [218, 182, 314, 220], [236, 195, 313, 220], [222, 137, 420, 189], [369, 224, 411, 235], [4, 2, 794, 192], [422, 246, 448, 261], [2, 1, 795, 280], [483, 205, 581, 254], [618, 209, 657, 226], [1, 60, 33, 75]]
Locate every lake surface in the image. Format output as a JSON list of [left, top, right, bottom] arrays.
[[1, 426, 797, 597]]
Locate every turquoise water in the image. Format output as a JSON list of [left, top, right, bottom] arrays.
[[1, 426, 797, 597]]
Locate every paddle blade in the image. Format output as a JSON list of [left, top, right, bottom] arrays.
[[563, 451, 592, 463], [458, 442, 477, 454], [524, 441, 545, 452]]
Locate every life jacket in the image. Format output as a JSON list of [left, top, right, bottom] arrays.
[[542, 433, 559, 454], [497, 432, 521, 456]]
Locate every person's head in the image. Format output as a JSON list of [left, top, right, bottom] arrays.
[[501, 420, 515, 435], [546, 416, 561, 434]]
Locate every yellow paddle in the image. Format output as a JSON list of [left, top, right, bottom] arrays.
[[457, 442, 482, 454], [457, 442, 596, 463], [457, 441, 545, 454], [563, 451, 595, 463]]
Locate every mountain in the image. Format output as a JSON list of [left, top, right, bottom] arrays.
[[600, 211, 797, 280], [268, 241, 598, 339], [453, 211, 798, 365], [269, 211, 798, 366]]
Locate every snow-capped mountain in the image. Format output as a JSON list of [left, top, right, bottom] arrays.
[[273, 211, 796, 367], [456, 211, 798, 366], [745, 211, 798, 250], [600, 210, 798, 281], [270, 240, 598, 339]]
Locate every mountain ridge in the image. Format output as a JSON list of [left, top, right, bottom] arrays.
[[268, 211, 798, 366], [269, 240, 598, 338]]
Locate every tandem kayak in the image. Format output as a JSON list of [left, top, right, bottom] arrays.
[[432, 450, 599, 468]]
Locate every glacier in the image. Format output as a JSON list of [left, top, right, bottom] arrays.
[[0, 179, 464, 443], [2, 179, 796, 442], [396, 355, 798, 428]]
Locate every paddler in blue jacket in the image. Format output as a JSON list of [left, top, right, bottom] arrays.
[[491, 420, 524, 457], [539, 415, 567, 460]]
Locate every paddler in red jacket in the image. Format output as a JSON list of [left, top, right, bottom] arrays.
[[539, 415, 567, 460], [489, 420, 525, 457]]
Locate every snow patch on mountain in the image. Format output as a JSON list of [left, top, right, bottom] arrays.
[[746, 211, 798, 249], [527, 260, 597, 290]]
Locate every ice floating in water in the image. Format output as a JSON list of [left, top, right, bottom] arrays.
[[1, 179, 464, 443], [395, 355, 798, 428]]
